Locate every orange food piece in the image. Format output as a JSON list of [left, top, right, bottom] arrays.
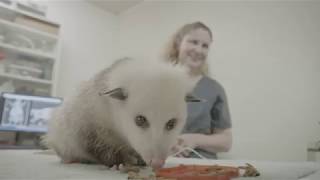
[[155, 164, 239, 180], [175, 175, 231, 180]]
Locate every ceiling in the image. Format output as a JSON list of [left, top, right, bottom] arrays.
[[87, 0, 144, 15]]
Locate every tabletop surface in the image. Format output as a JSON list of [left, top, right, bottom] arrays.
[[1, 150, 320, 180]]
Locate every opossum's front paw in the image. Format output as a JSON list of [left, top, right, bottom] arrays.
[[108, 164, 142, 174], [108, 164, 141, 173], [106, 153, 145, 172], [122, 153, 146, 167], [109, 164, 123, 171]]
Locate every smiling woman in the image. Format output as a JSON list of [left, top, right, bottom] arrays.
[[163, 22, 233, 159]]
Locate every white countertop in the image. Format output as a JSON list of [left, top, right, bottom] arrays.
[[1, 150, 320, 180]]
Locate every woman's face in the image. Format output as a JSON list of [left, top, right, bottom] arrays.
[[178, 28, 212, 72]]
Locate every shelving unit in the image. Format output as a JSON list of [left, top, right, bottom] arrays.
[[0, 18, 58, 41], [0, 1, 62, 149], [0, 2, 58, 25], [0, 1, 61, 96], [0, 42, 55, 60], [0, 72, 53, 85]]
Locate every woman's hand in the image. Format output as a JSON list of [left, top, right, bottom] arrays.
[[170, 134, 198, 157], [170, 129, 232, 157]]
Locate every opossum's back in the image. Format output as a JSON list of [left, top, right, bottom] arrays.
[[106, 59, 192, 93]]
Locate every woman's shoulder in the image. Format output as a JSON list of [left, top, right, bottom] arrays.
[[201, 76, 225, 92]]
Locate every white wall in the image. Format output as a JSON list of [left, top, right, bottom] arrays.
[[44, 1, 118, 97], [116, 2, 320, 161]]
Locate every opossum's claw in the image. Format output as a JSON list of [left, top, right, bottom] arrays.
[[109, 164, 119, 171], [107, 163, 142, 173], [108, 163, 140, 173]]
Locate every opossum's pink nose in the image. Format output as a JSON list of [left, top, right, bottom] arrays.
[[150, 159, 165, 170]]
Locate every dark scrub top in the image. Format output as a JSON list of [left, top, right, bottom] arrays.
[[182, 76, 232, 159]]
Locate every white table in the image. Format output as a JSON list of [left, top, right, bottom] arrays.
[[1, 150, 320, 180]]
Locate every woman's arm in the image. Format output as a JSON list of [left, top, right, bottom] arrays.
[[171, 128, 232, 157], [195, 128, 232, 152]]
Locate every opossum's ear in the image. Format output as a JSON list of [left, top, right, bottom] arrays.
[[99, 88, 128, 100], [185, 94, 206, 102]]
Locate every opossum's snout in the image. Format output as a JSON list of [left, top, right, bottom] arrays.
[[140, 153, 167, 170]]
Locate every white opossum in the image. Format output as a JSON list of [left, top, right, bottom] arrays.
[[44, 58, 199, 169]]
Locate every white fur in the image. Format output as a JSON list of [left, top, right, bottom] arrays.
[[44, 58, 195, 166]]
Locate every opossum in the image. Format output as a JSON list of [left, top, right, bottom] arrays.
[[44, 57, 199, 169]]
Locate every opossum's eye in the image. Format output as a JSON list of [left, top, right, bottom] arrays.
[[165, 118, 177, 131], [135, 115, 149, 129]]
